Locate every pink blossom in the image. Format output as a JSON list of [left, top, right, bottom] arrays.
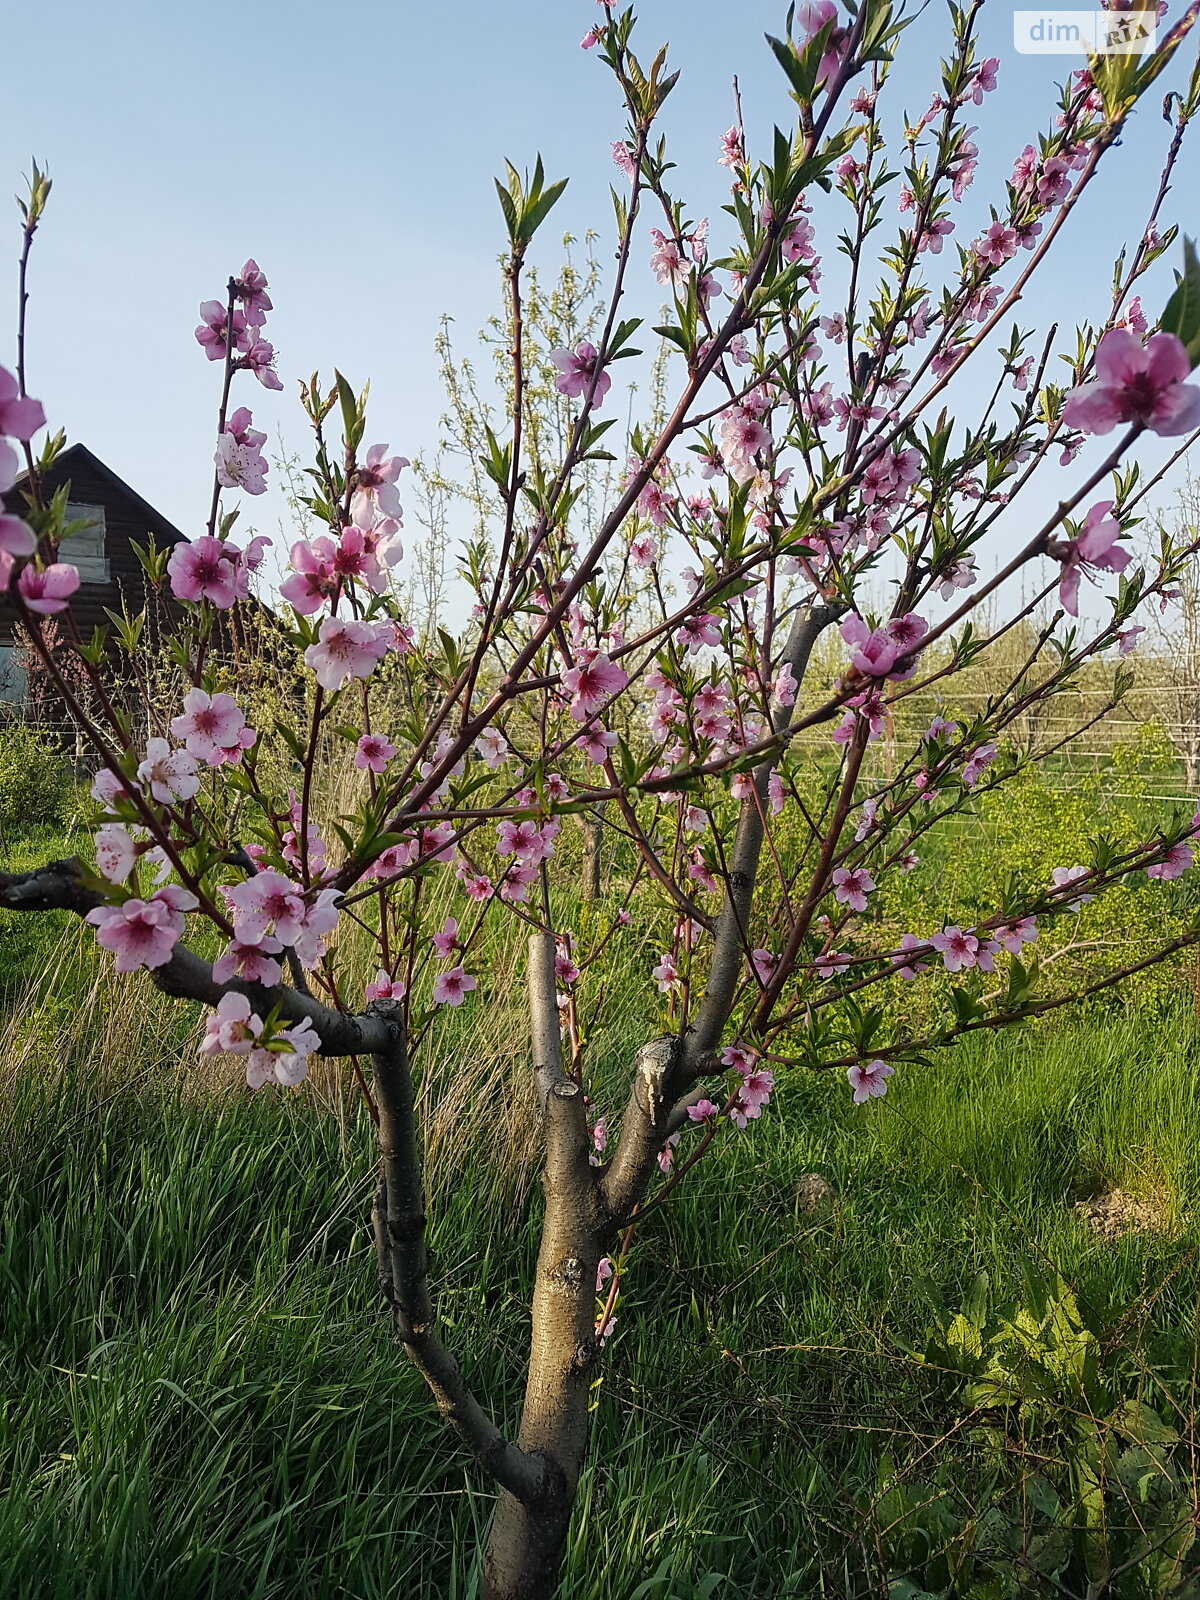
[[721, 1044, 757, 1073], [214, 433, 267, 496], [1147, 842, 1193, 881], [961, 742, 998, 787], [931, 925, 979, 972], [365, 969, 407, 1002], [225, 870, 307, 947], [740, 1067, 774, 1111], [718, 405, 772, 483], [718, 125, 744, 169], [1063, 330, 1200, 438], [551, 342, 611, 403], [1117, 626, 1144, 655], [750, 948, 777, 985], [351, 518, 404, 592], [199, 992, 264, 1057], [848, 1058, 893, 1104], [246, 1018, 321, 1089], [638, 481, 676, 527], [649, 227, 688, 288], [891, 934, 929, 981], [475, 728, 510, 768], [17, 562, 79, 614], [233, 260, 273, 326], [578, 727, 618, 763], [351, 445, 408, 526], [1051, 865, 1094, 911], [94, 824, 138, 884], [773, 663, 797, 706], [497, 817, 555, 865], [136, 738, 200, 805], [369, 840, 418, 882], [796, 0, 849, 82], [629, 532, 659, 569], [652, 953, 680, 993], [280, 538, 339, 614], [781, 217, 816, 262], [195, 301, 248, 361], [968, 57, 999, 100], [170, 689, 255, 766], [432, 916, 459, 958], [973, 221, 1018, 267], [0, 367, 45, 440], [355, 732, 396, 772], [813, 950, 850, 981], [687, 1098, 721, 1123], [1057, 501, 1131, 617], [85, 885, 197, 972], [840, 613, 905, 677], [432, 965, 477, 1006], [612, 141, 636, 178], [937, 555, 977, 600], [996, 917, 1038, 955], [290, 888, 341, 969], [168, 537, 242, 608], [90, 767, 129, 808], [241, 336, 283, 390], [563, 651, 628, 720], [676, 614, 722, 654], [832, 865, 875, 912], [0, 507, 35, 557], [917, 217, 954, 255], [305, 616, 391, 692], [212, 936, 284, 987]]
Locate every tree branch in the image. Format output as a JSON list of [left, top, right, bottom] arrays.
[[369, 1002, 550, 1504], [0, 857, 392, 1057]]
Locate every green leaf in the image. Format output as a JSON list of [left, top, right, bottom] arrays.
[[1159, 237, 1200, 368]]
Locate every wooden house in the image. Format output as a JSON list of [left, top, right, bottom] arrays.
[[0, 443, 189, 705]]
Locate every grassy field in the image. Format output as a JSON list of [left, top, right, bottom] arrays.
[[3, 977, 1200, 1597], [4, 760, 1200, 1598]]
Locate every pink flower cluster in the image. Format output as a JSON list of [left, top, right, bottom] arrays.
[[0, 367, 78, 611], [168, 533, 269, 609], [199, 993, 320, 1088], [718, 399, 772, 484], [720, 1044, 774, 1128], [0, 365, 45, 561], [85, 884, 197, 972], [194, 260, 282, 389], [840, 611, 928, 679], [223, 870, 341, 969]]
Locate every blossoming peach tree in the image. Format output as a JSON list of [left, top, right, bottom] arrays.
[[6, 2, 1200, 1593]]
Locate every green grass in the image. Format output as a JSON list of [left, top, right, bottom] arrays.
[[3, 1010, 1200, 1598]]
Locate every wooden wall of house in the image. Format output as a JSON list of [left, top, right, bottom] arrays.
[[0, 446, 189, 647]]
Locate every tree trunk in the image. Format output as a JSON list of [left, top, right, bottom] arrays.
[[580, 804, 605, 902], [483, 1079, 603, 1600]]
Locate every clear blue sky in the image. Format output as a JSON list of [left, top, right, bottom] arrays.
[[3, 1, 1197, 570]]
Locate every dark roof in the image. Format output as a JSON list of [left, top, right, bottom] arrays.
[[5, 441, 189, 548]]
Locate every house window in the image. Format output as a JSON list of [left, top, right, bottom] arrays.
[[0, 645, 27, 704], [61, 503, 110, 582]]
